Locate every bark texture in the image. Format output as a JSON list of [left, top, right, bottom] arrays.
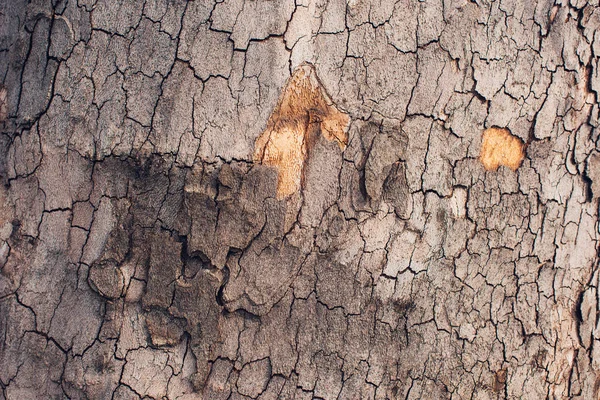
[[1, 0, 600, 399]]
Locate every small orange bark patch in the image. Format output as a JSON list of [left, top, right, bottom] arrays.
[[253, 64, 349, 199], [479, 127, 525, 171]]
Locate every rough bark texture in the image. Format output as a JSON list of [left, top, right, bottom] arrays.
[[1, 0, 600, 399]]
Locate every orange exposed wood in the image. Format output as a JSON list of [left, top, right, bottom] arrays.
[[253, 64, 349, 199], [479, 127, 525, 172]]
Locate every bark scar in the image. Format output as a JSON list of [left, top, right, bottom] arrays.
[[253, 63, 350, 199], [479, 127, 525, 171]]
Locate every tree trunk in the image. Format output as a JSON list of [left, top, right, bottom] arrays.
[[1, 0, 599, 399]]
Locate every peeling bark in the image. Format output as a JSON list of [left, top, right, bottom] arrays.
[[1, 0, 600, 399]]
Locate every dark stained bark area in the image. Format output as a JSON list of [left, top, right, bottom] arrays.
[[1, 0, 600, 399]]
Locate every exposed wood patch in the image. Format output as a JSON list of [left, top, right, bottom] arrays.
[[253, 63, 349, 199], [479, 127, 525, 171]]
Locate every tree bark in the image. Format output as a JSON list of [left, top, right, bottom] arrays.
[[1, 0, 599, 399]]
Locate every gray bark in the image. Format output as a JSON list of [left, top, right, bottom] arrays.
[[1, 0, 599, 399]]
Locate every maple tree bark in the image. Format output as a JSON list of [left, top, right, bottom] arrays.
[[1, 0, 600, 399]]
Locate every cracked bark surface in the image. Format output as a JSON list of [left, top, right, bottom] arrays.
[[1, 0, 600, 399]]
